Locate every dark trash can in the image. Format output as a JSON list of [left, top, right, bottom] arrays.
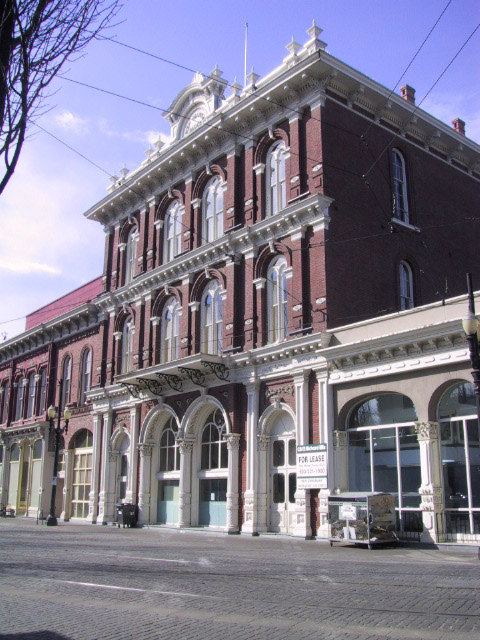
[[116, 503, 137, 528]]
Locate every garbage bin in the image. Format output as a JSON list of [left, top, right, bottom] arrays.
[[116, 503, 137, 528]]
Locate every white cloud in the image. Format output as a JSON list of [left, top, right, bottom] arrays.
[[0, 259, 60, 275], [55, 110, 89, 134]]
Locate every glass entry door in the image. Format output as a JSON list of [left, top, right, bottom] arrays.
[[199, 478, 227, 526], [270, 437, 296, 533]]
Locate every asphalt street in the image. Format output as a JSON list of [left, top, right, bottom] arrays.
[[0, 518, 479, 640]]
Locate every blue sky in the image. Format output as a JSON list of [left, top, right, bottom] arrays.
[[0, 0, 479, 339]]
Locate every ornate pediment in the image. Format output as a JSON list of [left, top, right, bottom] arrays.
[[165, 66, 227, 141]]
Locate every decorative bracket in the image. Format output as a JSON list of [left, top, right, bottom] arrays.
[[179, 366, 205, 387], [137, 377, 163, 396], [120, 382, 142, 399], [156, 372, 183, 392], [201, 360, 229, 381]]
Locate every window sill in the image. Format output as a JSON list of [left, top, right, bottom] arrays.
[[391, 218, 420, 233]]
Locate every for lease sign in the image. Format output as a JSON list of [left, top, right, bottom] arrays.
[[296, 443, 328, 489]]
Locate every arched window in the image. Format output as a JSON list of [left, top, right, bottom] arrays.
[[164, 200, 183, 263], [392, 149, 409, 223], [26, 373, 36, 418], [121, 318, 134, 374], [267, 256, 288, 343], [125, 227, 137, 285], [266, 140, 287, 217], [159, 416, 180, 472], [162, 298, 180, 363], [202, 280, 223, 355], [438, 382, 479, 535], [347, 393, 421, 532], [14, 378, 24, 421], [38, 369, 47, 415], [201, 409, 227, 470], [80, 349, 92, 405], [61, 356, 71, 410], [399, 261, 414, 310], [203, 176, 224, 242], [1, 381, 10, 423]]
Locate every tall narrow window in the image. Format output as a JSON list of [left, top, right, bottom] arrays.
[[268, 257, 289, 343], [125, 227, 137, 284], [162, 298, 180, 363], [399, 261, 414, 310], [164, 201, 183, 263], [1, 381, 9, 423], [266, 141, 287, 217], [14, 378, 24, 421], [159, 417, 180, 472], [121, 319, 134, 373], [203, 176, 224, 242], [38, 369, 47, 415], [201, 409, 227, 470], [202, 281, 223, 355], [26, 373, 36, 418], [61, 356, 72, 410], [392, 149, 409, 224], [80, 349, 92, 405]]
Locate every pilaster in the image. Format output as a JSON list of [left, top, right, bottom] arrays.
[[315, 369, 334, 538], [242, 382, 260, 534], [415, 421, 444, 543], [178, 439, 194, 527], [97, 411, 114, 524], [226, 433, 240, 533], [293, 370, 312, 538], [87, 413, 102, 523], [126, 407, 140, 504], [137, 443, 153, 525]]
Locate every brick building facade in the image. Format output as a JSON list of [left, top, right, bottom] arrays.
[[1, 23, 479, 543]]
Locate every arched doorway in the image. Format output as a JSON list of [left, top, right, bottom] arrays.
[[347, 393, 421, 532], [69, 429, 93, 519], [438, 382, 479, 537], [268, 411, 296, 533], [157, 415, 180, 524], [197, 408, 228, 527]]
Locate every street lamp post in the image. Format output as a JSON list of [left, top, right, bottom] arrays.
[[46, 379, 71, 527], [462, 273, 480, 431]]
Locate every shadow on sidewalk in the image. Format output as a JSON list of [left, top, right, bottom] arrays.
[[0, 633, 72, 639]]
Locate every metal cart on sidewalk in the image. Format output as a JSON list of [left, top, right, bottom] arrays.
[[328, 492, 397, 549]]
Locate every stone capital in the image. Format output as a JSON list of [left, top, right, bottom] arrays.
[[415, 422, 439, 442]]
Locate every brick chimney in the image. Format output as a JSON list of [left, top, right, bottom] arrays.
[[400, 84, 415, 105], [452, 118, 465, 136]]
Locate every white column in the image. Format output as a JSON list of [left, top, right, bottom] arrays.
[[256, 434, 269, 532], [242, 382, 260, 534], [97, 411, 113, 524], [0, 440, 10, 505], [87, 413, 102, 523], [178, 440, 193, 527], [226, 433, 240, 533], [315, 369, 334, 539], [24, 441, 33, 517], [60, 449, 72, 521], [126, 407, 140, 503], [37, 432, 49, 518], [415, 422, 444, 543], [293, 370, 312, 538], [137, 443, 153, 525]]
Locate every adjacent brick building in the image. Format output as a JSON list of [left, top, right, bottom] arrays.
[[1, 22, 479, 543]]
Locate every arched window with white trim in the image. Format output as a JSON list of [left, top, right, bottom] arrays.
[[201, 409, 227, 470], [203, 176, 224, 242], [125, 227, 137, 284], [392, 149, 409, 223], [14, 378, 24, 421], [26, 373, 36, 418], [38, 369, 47, 415], [202, 280, 223, 355], [121, 318, 134, 374], [268, 256, 288, 343], [61, 356, 71, 410], [159, 416, 180, 472], [1, 381, 10, 423], [164, 200, 183, 263], [80, 349, 92, 405], [399, 261, 414, 310], [266, 141, 287, 217], [162, 298, 180, 363]]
